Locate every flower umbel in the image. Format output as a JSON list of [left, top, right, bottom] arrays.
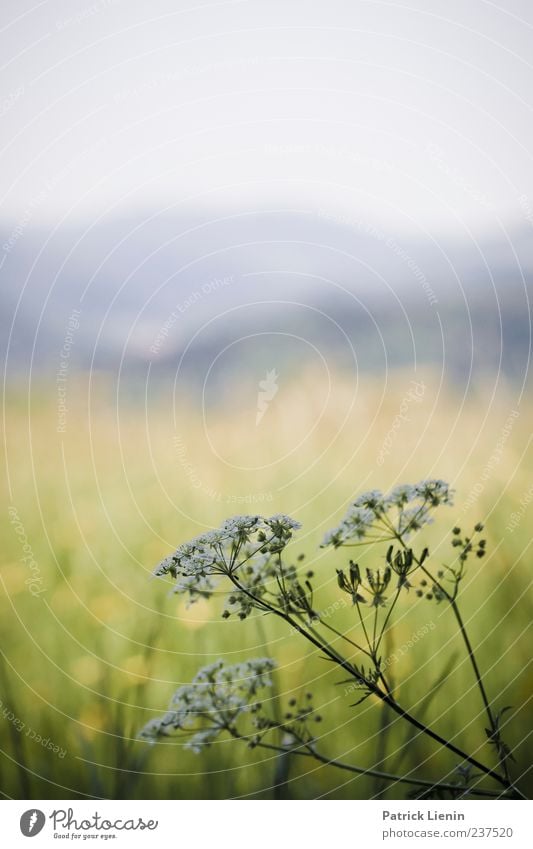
[[154, 514, 301, 606], [322, 479, 454, 548], [139, 658, 276, 752], [142, 479, 525, 800]]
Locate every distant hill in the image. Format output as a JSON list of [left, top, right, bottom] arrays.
[[1, 208, 531, 391]]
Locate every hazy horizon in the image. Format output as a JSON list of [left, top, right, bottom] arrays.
[[1, 0, 533, 235]]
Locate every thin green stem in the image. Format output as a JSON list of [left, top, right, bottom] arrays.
[[380, 692, 506, 787], [340, 536, 395, 547], [391, 528, 514, 786], [255, 615, 283, 731], [375, 588, 401, 656], [318, 618, 373, 660], [449, 597, 512, 786], [227, 574, 364, 682], [229, 534, 277, 574], [231, 733, 510, 798], [355, 597, 372, 654], [372, 604, 379, 653], [227, 570, 509, 790]]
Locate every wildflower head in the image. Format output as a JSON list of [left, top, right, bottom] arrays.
[[336, 561, 366, 605], [365, 567, 392, 607], [321, 479, 454, 548], [448, 523, 487, 564], [139, 658, 276, 752], [386, 545, 428, 590], [154, 514, 301, 605]]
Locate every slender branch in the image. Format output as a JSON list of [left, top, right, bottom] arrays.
[[227, 570, 509, 790], [230, 732, 510, 798], [301, 744, 504, 798], [372, 604, 379, 653], [450, 602, 493, 726], [355, 596, 372, 654], [254, 615, 283, 731], [374, 629, 394, 796], [227, 574, 364, 683], [339, 535, 395, 547], [375, 586, 402, 655], [377, 669, 394, 698], [379, 690, 506, 787], [449, 597, 512, 786], [391, 528, 514, 787], [318, 618, 373, 659], [230, 534, 278, 574]]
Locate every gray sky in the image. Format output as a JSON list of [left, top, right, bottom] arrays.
[[1, 0, 532, 235]]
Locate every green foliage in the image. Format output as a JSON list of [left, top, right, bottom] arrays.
[[1, 377, 532, 799], [142, 482, 527, 799]]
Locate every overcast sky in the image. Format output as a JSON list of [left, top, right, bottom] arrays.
[[1, 0, 532, 236]]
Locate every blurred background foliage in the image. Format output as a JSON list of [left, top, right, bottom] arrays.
[[2, 369, 532, 799], [2, 0, 533, 803]]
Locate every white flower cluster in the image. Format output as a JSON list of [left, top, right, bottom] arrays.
[[139, 658, 276, 752], [154, 514, 301, 604], [322, 480, 453, 548], [223, 552, 279, 620]]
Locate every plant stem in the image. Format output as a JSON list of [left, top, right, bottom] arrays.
[[449, 597, 513, 786], [317, 618, 373, 659], [379, 691, 506, 787], [375, 586, 401, 655], [227, 572, 510, 790], [372, 604, 379, 652], [246, 737, 510, 798], [391, 529, 514, 786], [355, 596, 372, 652]]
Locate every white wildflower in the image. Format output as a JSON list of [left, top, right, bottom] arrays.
[[386, 484, 417, 508], [139, 658, 277, 751], [153, 514, 301, 604], [322, 479, 454, 547], [321, 506, 376, 547]]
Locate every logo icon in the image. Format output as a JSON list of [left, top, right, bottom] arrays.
[[20, 810, 46, 837], [256, 369, 279, 425]]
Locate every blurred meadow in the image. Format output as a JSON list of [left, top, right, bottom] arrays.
[[2, 367, 532, 799], [2, 0, 533, 807]]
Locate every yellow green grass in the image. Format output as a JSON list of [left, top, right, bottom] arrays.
[[1, 369, 532, 798]]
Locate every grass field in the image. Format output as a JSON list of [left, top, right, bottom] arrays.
[[1, 368, 532, 799]]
